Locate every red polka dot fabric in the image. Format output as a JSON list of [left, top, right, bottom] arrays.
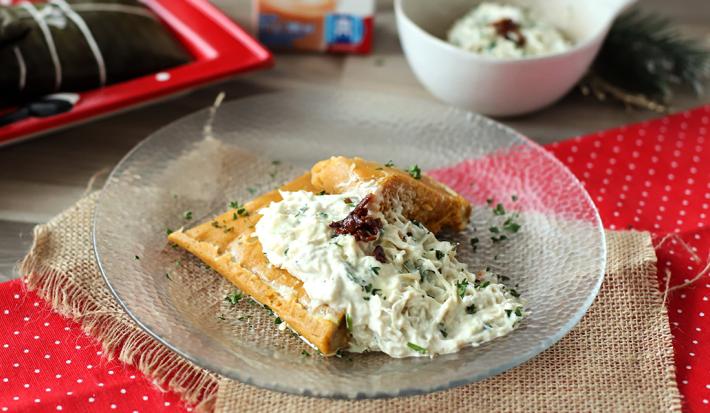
[[0, 105, 707, 412], [0, 281, 190, 413], [548, 105, 710, 412]]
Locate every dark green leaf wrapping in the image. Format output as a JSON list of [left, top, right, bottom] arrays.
[[0, 0, 191, 103]]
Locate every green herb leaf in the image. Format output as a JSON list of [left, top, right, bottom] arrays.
[[407, 342, 427, 354], [509, 289, 520, 298], [272, 160, 281, 165], [345, 313, 353, 331], [166, 228, 173, 235], [435, 250, 445, 260], [274, 317, 283, 325], [456, 279, 469, 298], [439, 327, 448, 338], [505, 309, 513, 317], [317, 190, 327, 196], [225, 292, 243, 306], [217, 314, 226, 321], [228, 201, 240, 209], [301, 350, 311, 357], [371, 267, 380, 275], [514, 307, 523, 317], [489, 226, 500, 233], [183, 211, 193, 220], [232, 212, 238, 220], [165, 273, 172, 281], [407, 164, 422, 180], [493, 203, 506, 216], [134, 255, 140, 260], [384, 160, 395, 167]]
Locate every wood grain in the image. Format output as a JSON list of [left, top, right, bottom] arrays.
[[0, 0, 708, 281]]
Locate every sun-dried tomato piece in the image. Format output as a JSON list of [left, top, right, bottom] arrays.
[[329, 194, 382, 242]]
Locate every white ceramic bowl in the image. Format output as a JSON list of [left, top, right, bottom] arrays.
[[395, 0, 636, 116]]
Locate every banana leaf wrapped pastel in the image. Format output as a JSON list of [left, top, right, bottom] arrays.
[[0, 0, 191, 104]]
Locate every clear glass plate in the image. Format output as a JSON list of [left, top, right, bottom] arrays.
[[94, 90, 605, 398]]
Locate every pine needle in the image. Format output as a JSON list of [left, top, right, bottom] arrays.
[[585, 8, 710, 108]]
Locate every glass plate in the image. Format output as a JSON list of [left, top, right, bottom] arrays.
[[94, 90, 605, 398]]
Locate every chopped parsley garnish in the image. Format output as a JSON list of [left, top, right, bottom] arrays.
[[284, 248, 289, 256], [371, 267, 380, 275], [225, 292, 243, 305], [223, 227, 233, 233], [435, 250, 445, 260], [165, 273, 172, 281], [439, 327, 448, 338], [134, 255, 140, 260], [407, 164, 422, 180], [183, 211, 193, 220], [211, 221, 221, 228], [228, 201, 240, 209], [478, 281, 490, 289], [232, 212, 238, 220], [301, 350, 311, 357], [272, 160, 281, 165], [491, 235, 508, 243], [455, 279, 468, 298], [492, 203, 506, 216], [512, 194, 518, 202], [318, 211, 328, 219], [345, 313, 353, 331], [514, 307, 523, 317], [466, 304, 477, 314], [407, 342, 427, 354], [237, 207, 248, 216], [317, 190, 327, 195], [470, 237, 479, 252], [505, 309, 512, 317], [503, 217, 521, 233], [489, 226, 500, 233], [217, 314, 226, 321], [166, 228, 173, 235], [247, 187, 256, 195], [384, 160, 395, 167], [509, 289, 520, 298], [274, 317, 283, 325]]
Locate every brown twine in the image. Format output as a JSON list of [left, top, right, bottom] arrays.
[[655, 232, 710, 306]]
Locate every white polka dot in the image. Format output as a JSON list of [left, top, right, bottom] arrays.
[[13, 294, 19, 299], [108, 370, 114, 375], [110, 404, 117, 410], [88, 397, 95, 403], [120, 389, 126, 394], [2, 378, 7, 383], [686, 365, 692, 370], [2, 344, 7, 349], [54, 340, 60, 345], [76, 379, 83, 384], [34, 369, 40, 374], [12, 397, 18, 401], [55, 374, 61, 379], [689, 352, 695, 357], [45, 387, 52, 392], [66, 391, 72, 396], [44, 322, 49, 327], [13, 331, 19, 335], [677, 309, 683, 314], [12, 363, 19, 368], [165, 402, 171, 407], [142, 396, 148, 401], [56, 406, 63, 411], [34, 399, 40, 403], [155, 72, 170, 82], [65, 360, 71, 364], [98, 382, 104, 387], [700, 312, 705, 317], [2, 310, 8, 315], [23, 384, 29, 389], [44, 354, 50, 359]]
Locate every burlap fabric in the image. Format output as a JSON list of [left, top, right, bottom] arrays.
[[21, 192, 681, 412]]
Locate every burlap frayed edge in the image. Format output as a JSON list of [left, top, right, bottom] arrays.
[[19, 220, 220, 413], [636, 231, 683, 413]]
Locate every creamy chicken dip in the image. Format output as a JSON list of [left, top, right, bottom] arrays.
[[254, 187, 525, 358], [447, 2, 571, 59]]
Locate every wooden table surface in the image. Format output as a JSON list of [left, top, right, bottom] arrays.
[[1, 0, 708, 281]]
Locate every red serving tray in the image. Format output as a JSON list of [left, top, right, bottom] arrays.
[[0, 0, 273, 146]]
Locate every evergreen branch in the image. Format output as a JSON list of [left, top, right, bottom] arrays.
[[590, 8, 710, 104]]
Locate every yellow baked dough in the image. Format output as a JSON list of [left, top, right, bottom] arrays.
[[169, 158, 472, 355]]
